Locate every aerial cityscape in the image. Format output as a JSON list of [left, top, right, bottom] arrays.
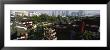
[[10, 10, 100, 40]]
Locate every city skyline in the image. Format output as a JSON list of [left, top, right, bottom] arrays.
[[11, 10, 100, 17]]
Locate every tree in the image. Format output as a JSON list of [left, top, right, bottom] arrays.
[[47, 16, 56, 23], [83, 30, 93, 40], [39, 14, 48, 22], [30, 15, 38, 23]]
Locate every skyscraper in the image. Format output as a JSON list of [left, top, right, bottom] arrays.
[[78, 10, 85, 17]]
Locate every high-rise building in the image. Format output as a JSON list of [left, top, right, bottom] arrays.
[[29, 11, 41, 16], [66, 10, 69, 16], [77, 10, 85, 17]]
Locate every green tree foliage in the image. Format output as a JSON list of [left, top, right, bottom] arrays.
[[30, 14, 61, 24], [39, 14, 48, 22], [83, 30, 93, 40], [31, 15, 39, 23]]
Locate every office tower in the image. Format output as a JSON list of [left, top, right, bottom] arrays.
[[66, 10, 69, 16], [78, 10, 84, 17]]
